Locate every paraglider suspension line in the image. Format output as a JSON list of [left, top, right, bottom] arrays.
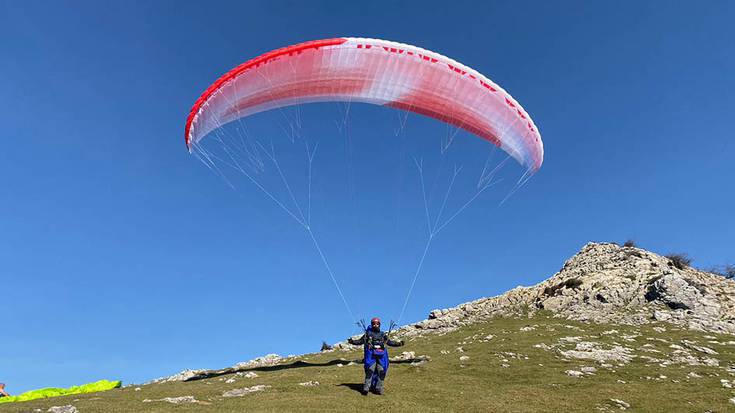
[[397, 236, 433, 325], [307, 225, 357, 324]]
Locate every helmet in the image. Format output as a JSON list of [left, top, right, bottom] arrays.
[[370, 317, 381, 325]]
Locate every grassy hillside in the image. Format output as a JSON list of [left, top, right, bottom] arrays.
[[3, 312, 734, 412]]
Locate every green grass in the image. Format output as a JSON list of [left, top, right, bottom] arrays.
[[3, 314, 735, 412]]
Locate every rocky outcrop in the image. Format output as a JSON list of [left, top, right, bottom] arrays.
[[397, 242, 735, 338], [148, 369, 204, 384], [233, 354, 283, 369], [150, 354, 286, 383]]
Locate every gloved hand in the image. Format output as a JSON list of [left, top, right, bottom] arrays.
[[396, 340, 405, 346], [347, 338, 357, 345]]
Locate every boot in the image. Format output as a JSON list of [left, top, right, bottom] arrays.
[[374, 380, 384, 395]]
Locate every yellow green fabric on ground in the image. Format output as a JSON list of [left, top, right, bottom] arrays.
[[0, 379, 121, 404]]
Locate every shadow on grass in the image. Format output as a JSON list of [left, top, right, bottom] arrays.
[[337, 382, 365, 395], [184, 358, 359, 381], [184, 358, 426, 381]]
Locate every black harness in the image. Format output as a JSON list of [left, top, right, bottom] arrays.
[[365, 330, 387, 351]]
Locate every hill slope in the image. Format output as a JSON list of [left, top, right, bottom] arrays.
[[3, 242, 734, 412]]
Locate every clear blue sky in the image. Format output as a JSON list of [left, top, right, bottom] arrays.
[[2, 0, 733, 394]]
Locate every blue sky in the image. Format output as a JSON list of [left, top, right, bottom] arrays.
[[1, 0, 733, 393]]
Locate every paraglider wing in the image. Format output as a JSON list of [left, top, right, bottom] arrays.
[[185, 37, 543, 171]]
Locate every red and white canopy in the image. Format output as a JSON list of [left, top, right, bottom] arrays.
[[185, 37, 543, 171]]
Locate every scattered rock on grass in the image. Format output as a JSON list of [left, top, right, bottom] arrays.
[[559, 342, 634, 364], [391, 351, 416, 361], [610, 398, 630, 410], [143, 396, 198, 404], [223, 385, 270, 397], [48, 406, 79, 413], [581, 366, 597, 374]]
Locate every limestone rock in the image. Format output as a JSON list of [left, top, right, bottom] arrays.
[[391, 351, 416, 361], [559, 342, 634, 364], [47, 407, 78, 413], [143, 396, 198, 404], [223, 385, 270, 397], [610, 398, 630, 410], [148, 369, 205, 383], [234, 354, 282, 369]]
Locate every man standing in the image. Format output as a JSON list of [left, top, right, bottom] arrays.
[[348, 317, 404, 395], [0, 383, 10, 398]]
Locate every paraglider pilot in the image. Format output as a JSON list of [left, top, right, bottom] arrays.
[[347, 317, 404, 395]]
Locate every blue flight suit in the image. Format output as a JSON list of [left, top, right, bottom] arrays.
[[348, 328, 404, 394]]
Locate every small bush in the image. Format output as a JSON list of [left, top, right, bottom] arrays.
[[623, 239, 636, 248], [707, 264, 735, 279], [666, 253, 692, 270]]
